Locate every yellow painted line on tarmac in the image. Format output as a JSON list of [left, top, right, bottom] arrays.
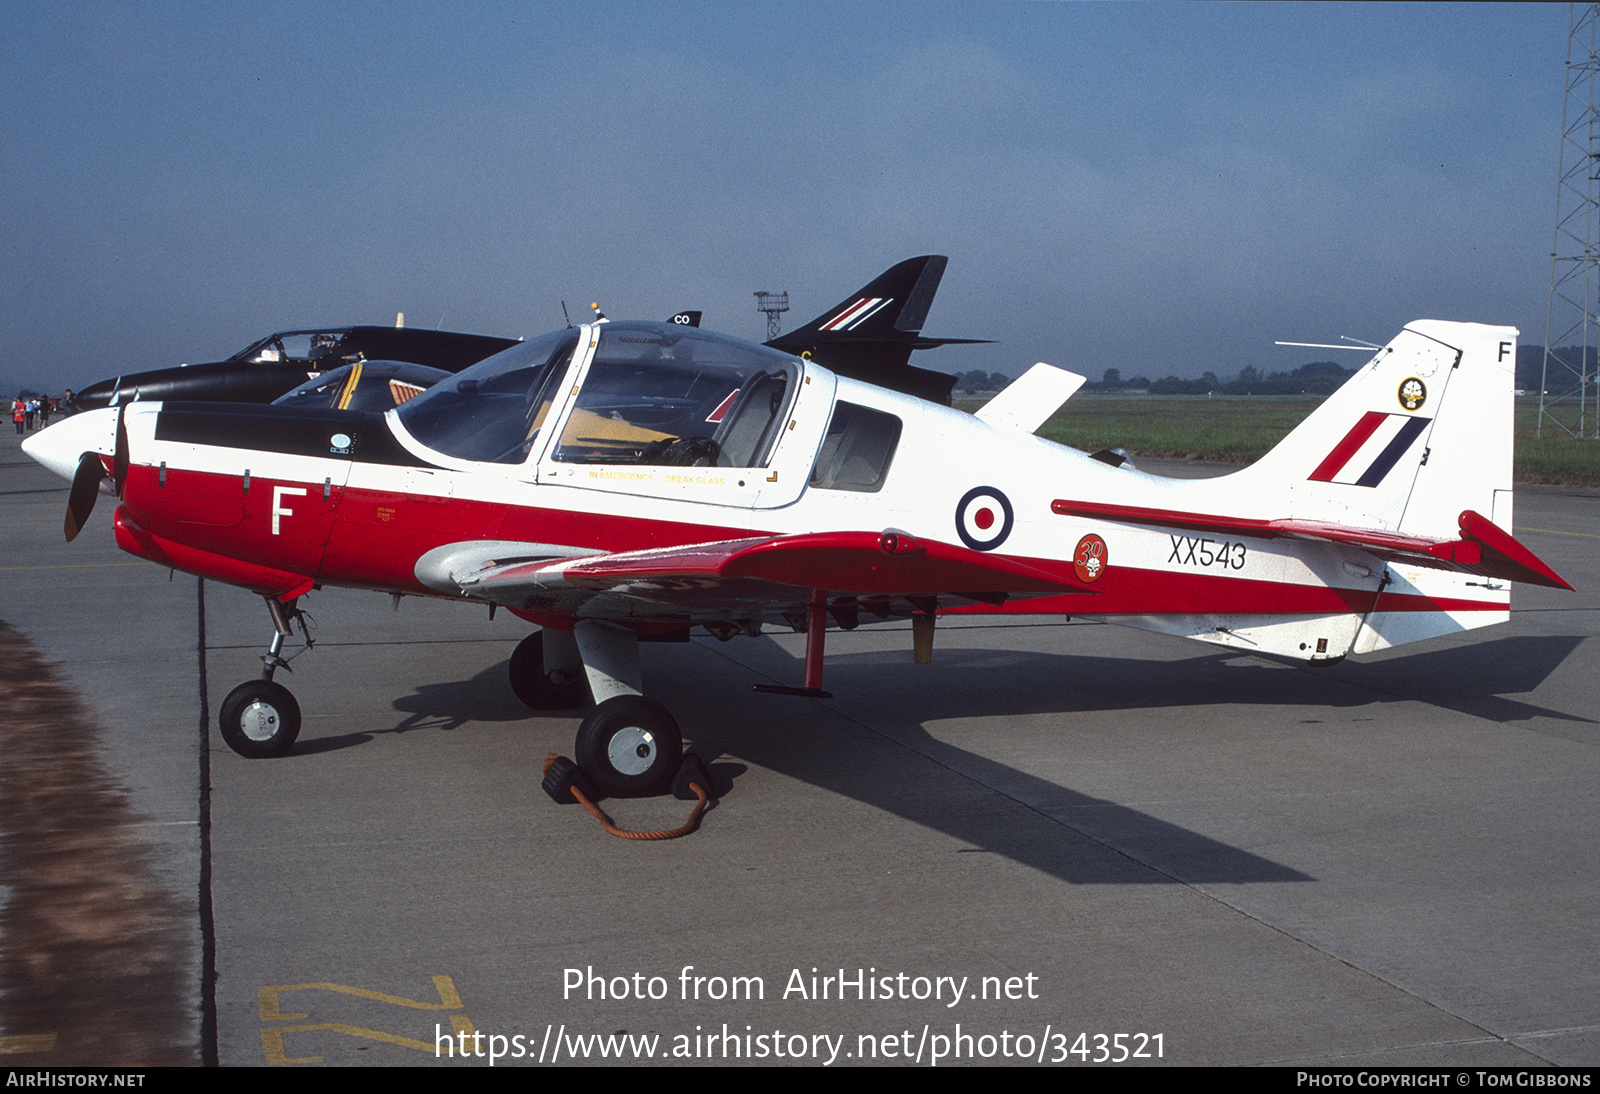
[[0, 562, 147, 571], [0, 1033, 58, 1053], [260, 975, 464, 1019], [262, 1017, 475, 1064], [1522, 526, 1600, 540], [259, 977, 472, 1064]]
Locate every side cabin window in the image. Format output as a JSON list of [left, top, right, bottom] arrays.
[[810, 402, 901, 492], [552, 323, 798, 468], [395, 328, 578, 464]]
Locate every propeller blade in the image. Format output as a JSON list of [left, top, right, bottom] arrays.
[[65, 452, 105, 542], [112, 403, 129, 496]]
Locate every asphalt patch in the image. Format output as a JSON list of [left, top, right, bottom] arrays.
[[0, 618, 197, 1065]]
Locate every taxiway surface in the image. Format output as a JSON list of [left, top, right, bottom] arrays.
[[1, 424, 1596, 1067]]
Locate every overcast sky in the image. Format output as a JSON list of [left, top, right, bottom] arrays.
[[0, 2, 1574, 393]]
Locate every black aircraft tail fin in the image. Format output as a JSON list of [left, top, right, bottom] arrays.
[[766, 255, 991, 405], [773, 255, 946, 345]]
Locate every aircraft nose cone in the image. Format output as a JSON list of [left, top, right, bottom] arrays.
[[21, 408, 119, 481]]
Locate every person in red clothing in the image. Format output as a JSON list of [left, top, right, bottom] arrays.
[[12, 397, 24, 435]]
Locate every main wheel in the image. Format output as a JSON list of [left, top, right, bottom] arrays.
[[219, 680, 301, 758], [508, 630, 589, 710], [574, 696, 683, 798]]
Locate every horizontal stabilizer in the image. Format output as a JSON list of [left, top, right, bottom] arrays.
[[975, 364, 1084, 433], [1053, 500, 1572, 590]]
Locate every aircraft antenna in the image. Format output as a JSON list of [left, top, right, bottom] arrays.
[[1540, 2, 1600, 439], [754, 291, 789, 340]]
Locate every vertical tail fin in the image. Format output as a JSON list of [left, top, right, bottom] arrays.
[[1241, 321, 1518, 537]]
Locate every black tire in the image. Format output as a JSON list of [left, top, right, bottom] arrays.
[[219, 680, 301, 758], [575, 696, 683, 798], [509, 630, 589, 710]]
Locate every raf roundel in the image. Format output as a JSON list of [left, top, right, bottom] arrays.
[[955, 486, 1014, 551]]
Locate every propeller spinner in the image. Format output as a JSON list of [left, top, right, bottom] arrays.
[[22, 405, 129, 542]]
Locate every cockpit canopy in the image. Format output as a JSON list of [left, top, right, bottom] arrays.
[[396, 321, 801, 468], [273, 360, 449, 413]]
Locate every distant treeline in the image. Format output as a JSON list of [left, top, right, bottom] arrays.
[[1073, 344, 1584, 397], [948, 343, 1580, 399], [954, 370, 1017, 394], [1089, 359, 1358, 396]]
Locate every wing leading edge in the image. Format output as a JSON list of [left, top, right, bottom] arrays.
[[418, 531, 1087, 616]]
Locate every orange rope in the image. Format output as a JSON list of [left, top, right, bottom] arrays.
[[544, 753, 711, 840]]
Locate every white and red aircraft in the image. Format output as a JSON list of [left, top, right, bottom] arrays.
[[23, 309, 1570, 799]]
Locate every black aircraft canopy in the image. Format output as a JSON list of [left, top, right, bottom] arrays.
[[75, 326, 520, 411]]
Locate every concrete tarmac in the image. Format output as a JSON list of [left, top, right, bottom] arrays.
[[1, 422, 1596, 1067]]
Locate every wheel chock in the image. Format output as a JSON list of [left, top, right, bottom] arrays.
[[673, 753, 713, 801], [542, 753, 713, 840], [541, 754, 595, 805]]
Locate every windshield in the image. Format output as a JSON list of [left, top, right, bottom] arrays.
[[396, 328, 579, 463], [552, 322, 799, 467]]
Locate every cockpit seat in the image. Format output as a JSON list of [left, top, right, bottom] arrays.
[[711, 371, 788, 468]]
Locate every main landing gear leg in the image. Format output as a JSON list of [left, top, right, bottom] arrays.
[[564, 620, 682, 798], [217, 596, 308, 759]]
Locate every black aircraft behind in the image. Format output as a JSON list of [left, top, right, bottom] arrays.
[[765, 254, 990, 405], [72, 256, 984, 413], [73, 326, 521, 411]]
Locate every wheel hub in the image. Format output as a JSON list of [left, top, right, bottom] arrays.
[[240, 700, 281, 742], [608, 727, 658, 775]]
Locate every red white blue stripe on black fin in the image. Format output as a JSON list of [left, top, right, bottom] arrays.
[[819, 297, 892, 332]]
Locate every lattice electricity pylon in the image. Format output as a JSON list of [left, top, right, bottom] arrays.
[[754, 291, 788, 340], [1541, 2, 1600, 439]]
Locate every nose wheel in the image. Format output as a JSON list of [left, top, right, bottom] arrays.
[[218, 680, 301, 758], [218, 595, 311, 758]]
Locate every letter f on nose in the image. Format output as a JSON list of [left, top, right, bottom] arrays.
[[273, 486, 307, 535]]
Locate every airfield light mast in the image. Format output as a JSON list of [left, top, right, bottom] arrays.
[[754, 291, 789, 340], [1540, 2, 1600, 440]]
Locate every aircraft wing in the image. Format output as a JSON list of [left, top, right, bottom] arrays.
[[1053, 500, 1573, 590], [417, 531, 1087, 616]]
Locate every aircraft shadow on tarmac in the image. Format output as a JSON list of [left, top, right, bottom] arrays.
[[289, 629, 1585, 888], [286, 659, 533, 754], [361, 639, 1318, 886], [1324, 633, 1592, 726], [686, 632, 1585, 887], [809, 632, 1592, 727]]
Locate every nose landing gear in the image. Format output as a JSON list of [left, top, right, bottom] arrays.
[[217, 596, 311, 759]]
